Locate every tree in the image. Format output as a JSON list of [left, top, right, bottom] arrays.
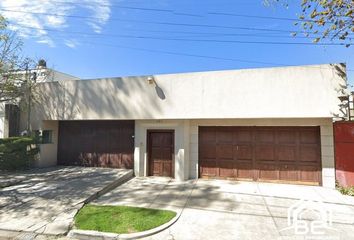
[[0, 15, 49, 133], [0, 15, 38, 103], [265, 0, 354, 46]]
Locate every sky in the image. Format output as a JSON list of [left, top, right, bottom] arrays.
[[0, 0, 353, 87]]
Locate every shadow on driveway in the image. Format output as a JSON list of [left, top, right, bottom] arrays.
[[94, 178, 354, 240], [0, 166, 132, 236]]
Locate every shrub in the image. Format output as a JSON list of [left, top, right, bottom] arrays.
[[336, 182, 354, 197], [0, 137, 39, 171]]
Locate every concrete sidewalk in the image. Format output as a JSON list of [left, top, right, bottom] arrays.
[[94, 178, 354, 240], [0, 166, 133, 238]]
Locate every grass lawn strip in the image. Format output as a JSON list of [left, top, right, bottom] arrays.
[[74, 204, 176, 234]]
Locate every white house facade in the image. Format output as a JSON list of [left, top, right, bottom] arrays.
[[22, 64, 347, 189]]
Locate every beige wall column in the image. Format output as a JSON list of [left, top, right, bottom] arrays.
[[133, 145, 142, 177], [183, 120, 190, 180], [134, 122, 144, 177], [134, 120, 189, 181], [320, 123, 335, 188], [37, 120, 59, 167], [189, 123, 199, 179]]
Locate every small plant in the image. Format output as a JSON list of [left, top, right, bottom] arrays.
[[336, 181, 354, 196]]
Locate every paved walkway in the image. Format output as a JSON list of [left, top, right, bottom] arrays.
[[94, 178, 354, 240], [0, 174, 27, 188], [0, 166, 133, 238]]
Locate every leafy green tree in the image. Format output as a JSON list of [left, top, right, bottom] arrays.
[[265, 0, 354, 46], [0, 15, 49, 133], [0, 15, 37, 103]]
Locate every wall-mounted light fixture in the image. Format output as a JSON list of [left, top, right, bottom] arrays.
[[146, 76, 166, 100], [147, 76, 156, 85]]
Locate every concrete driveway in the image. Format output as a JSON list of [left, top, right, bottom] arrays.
[[0, 167, 132, 238], [95, 178, 354, 240]]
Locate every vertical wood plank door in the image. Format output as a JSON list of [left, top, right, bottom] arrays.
[[57, 120, 134, 169], [199, 126, 321, 185], [148, 130, 174, 177]]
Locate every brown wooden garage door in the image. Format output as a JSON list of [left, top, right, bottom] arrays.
[[58, 120, 134, 168], [199, 126, 321, 185]]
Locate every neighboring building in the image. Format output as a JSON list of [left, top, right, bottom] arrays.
[[33, 62, 80, 83], [0, 62, 79, 138], [22, 64, 347, 188]]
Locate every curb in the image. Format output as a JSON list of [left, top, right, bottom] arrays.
[[68, 210, 180, 240], [68, 229, 119, 240], [84, 170, 134, 203]]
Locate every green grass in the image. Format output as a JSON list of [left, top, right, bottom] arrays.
[[74, 204, 177, 234]]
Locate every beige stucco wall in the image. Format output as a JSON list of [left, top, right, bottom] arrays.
[[35, 120, 58, 167], [31, 68, 80, 83], [134, 120, 190, 181], [28, 64, 347, 125]]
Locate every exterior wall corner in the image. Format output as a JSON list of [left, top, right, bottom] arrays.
[[37, 120, 59, 167]]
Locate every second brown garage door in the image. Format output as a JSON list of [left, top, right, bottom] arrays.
[[58, 120, 134, 169], [199, 126, 321, 185]]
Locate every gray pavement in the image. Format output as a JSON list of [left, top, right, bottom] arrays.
[[0, 174, 27, 188], [0, 166, 132, 238], [94, 178, 354, 240], [3, 173, 353, 240]]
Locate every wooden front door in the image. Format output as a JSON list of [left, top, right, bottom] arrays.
[[148, 130, 174, 177]]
